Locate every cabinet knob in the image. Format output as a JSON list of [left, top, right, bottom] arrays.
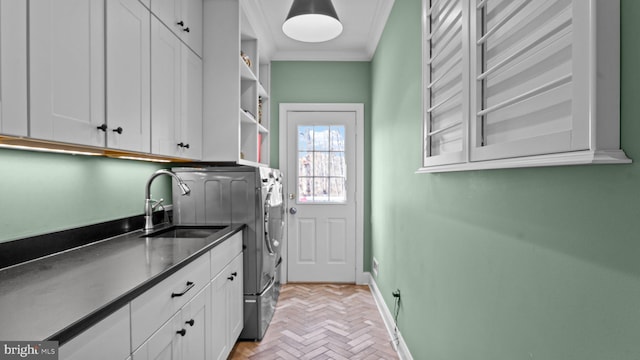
[[183, 27, 190, 33], [231, 272, 238, 277], [185, 319, 195, 327], [112, 127, 123, 134], [177, 20, 185, 27], [227, 276, 235, 281], [96, 124, 108, 132], [176, 329, 187, 337]]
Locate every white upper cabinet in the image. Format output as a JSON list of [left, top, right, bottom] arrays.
[[181, 45, 203, 160], [151, 0, 203, 56], [151, 17, 202, 160], [151, 17, 182, 158], [0, 0, 28, 137], [29, 0, 106, 147], [106, 0, 151, 153]]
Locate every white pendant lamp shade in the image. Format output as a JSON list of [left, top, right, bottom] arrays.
[[282, 0, 343, 43]]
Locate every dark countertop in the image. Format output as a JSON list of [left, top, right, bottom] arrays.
[[0, 224, 244, 345]]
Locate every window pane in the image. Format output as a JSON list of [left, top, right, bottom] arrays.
[[314, 152, 329, 177], [298, 177, 313, 202], [313, 178, 329, 202], [330, 152, 346, 177], [329, 178, 346, 202], [330, 126, 345, 151], [299, 151, 313, 176], [298, 126, 314, 151], [313, 126, 330, 151]]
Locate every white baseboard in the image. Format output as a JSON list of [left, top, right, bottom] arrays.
[[368, 274, 413, 360]]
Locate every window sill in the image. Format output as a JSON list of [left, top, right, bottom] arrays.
[[416, 150, 632, 174]]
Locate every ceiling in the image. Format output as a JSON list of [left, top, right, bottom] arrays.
[[242, 0, 396, 61]]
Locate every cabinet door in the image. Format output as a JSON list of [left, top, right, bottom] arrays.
[[59, 306, 130, 360], [180, 0, 202, 56], [180, 46, 202, 160], [210, 270, 230, 360], [227, 254, 244, 343], [151, 0, 181, 34], [0, 0, 28, 136], [151, 17, 181, 157], [181, 285, 210, 360], [132, 312, 182, 360], [106, 0, 151, 152], [29, 0, 105, 147]]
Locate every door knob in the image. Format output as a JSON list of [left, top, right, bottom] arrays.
[[289, 207, 297, 215]]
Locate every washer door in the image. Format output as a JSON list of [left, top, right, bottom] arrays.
[[264, 181, 284, 260]]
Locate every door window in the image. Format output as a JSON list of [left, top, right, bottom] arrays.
[[297, 125, 346, 203]]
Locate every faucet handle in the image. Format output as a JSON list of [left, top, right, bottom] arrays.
[[151, 198, 164, 210]]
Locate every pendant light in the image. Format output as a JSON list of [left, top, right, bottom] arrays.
[[282, 0, 343, 43]]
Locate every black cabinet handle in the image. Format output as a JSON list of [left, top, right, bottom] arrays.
[[231, 272, 237, 277], [177, 20, 184, 27], [183, 27, 190, 33], [185, 319, 195, 327], [176, 329, 186, 337], [171, 281, 194, 298], [112, 127, 123, 134], [184, 143, 190, 149], [227, 275, 234, 281], [178, 142, 190, 149], [96, 124, 108, 132]]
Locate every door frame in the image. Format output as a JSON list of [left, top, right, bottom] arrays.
[[279, 103, 366, 285]]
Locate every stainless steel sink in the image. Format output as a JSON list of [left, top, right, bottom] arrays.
[[141, 225, 228, 238]]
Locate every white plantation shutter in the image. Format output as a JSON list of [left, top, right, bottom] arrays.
[[423, 0, 469, 166], [420, 0, 629, 173], [470, 0, 588, 161]]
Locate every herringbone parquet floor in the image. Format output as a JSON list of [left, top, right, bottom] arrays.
[[229, 283, 399, 360]]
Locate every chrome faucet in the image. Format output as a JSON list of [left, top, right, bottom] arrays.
[[144, 169, 190, 232]]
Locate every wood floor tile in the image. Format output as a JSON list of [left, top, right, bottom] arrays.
[[229, 283, 398, 360]]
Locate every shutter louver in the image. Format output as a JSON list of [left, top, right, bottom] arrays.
[[471, 0, 582, 161], [423, 0, 468, 166]]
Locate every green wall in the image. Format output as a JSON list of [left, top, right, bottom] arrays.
[[0, 149, 172, 243], [270, 61, 372, 270], [370, 0, 640, 359]]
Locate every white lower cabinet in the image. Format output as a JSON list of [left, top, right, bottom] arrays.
[[211, 253, 243, 360], [60, 231, 243, 360], [132, 311, 182, 360], [59, 305, 130, 360], [132, 231, 243, 360], [180, 284, 210, 360], [132, 285, 210, 360], [227, 254, 244, 346]]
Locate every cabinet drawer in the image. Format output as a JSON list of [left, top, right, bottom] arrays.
[[131, 254, 209, 351], [210, 232, 242, 278]]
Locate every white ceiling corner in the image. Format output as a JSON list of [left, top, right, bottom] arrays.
[[242, 0, 395, 62]]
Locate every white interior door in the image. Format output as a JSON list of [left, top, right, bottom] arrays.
[[285, 109, 358, 283]]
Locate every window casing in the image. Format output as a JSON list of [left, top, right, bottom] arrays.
[[420, 0, 630, 173]]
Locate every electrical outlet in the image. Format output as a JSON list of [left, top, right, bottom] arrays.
[[372, 258, 379, 277]]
